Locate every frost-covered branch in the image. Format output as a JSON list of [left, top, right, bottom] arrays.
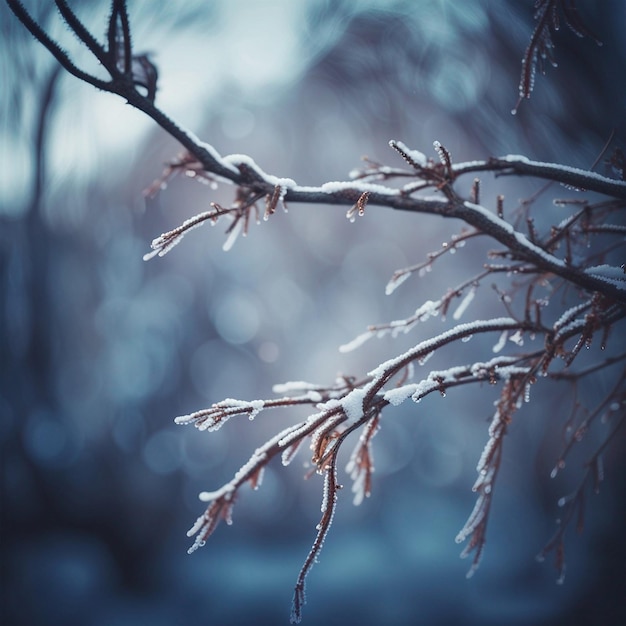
[[175, 291, 624, 618], [143, 144, 626, 303], [9, 2, 626, 304], [514, 0, 602, 114], [8, 1, 626, 623]]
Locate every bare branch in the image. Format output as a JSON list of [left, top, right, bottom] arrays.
[[6, 0, 111, 90]]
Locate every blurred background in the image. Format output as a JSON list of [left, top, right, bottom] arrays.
[[1, 1, 625, 625]]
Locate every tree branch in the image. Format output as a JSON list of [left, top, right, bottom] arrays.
[[6, 0, 112, 91]]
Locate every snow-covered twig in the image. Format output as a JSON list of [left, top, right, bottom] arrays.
[[9, 2, 626, 622]]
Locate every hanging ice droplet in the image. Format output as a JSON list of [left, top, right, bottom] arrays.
[[550, 459, 566, 478], [524, 383, 531, 403], [492, 330, 508, 353]]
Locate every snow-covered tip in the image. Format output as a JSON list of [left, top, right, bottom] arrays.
[[339, 330, 373, 353], [346, 191, 370, 222], [264, 184, 288, 221], [174, 399, 264, 431], [585, 264, 626, 289], [272, 380, 324, 395], [143, 209, 217, 260], [508, 330, 524, 346], [389, 139, 427, 168], [143, 232, 185, 261], [347, 463, 370, 506], [187, 513, 208, 538], [222, 216, 243, 251], [452, 286, 476, 321], [433, 140, 452, 170], [174, 412, 197, 426], [455, 497, 486, 546], [217, 398, 265, 420], [197, 487, 231, 503], [281, 438, 305, 467], [385, 270, 411, 295], [142, 236, 179, 261], [492, 330, 508, 353]]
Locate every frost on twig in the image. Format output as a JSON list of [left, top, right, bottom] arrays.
[[8, 1, 626, 621], [143, 151, 221, 199], [345, 413, 380, 506], [455, 371, 534, 577], [179, 319, 555, 620], [385, 230, 480, 296], [160, 137, 625, 620], [513, 0, 602, 114], [291, 462, 340, 624], [143, 186, 267, 258]]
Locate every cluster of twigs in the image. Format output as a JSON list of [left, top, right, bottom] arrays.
[[7, 1, 626, 623], [513, 0, 603, 114]]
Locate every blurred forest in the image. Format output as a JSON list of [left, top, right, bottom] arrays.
[[1, 1, 625, 625]]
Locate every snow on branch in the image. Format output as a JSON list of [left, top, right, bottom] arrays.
[[8, 2, 626, 622], [141, 139, 626, 302]]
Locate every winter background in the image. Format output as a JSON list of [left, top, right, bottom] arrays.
[[1, 1, 625, 625]]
